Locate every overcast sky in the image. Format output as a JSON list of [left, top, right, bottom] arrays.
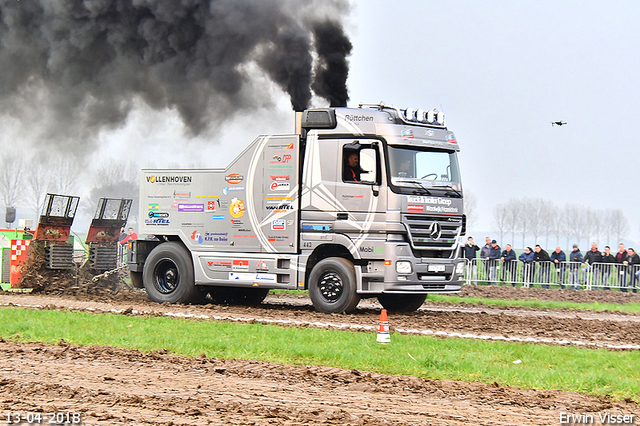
[[344, 0, 640, 243], [6, 1, 639, 245]]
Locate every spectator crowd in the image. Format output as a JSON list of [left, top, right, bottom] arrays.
[[461, 237, 639, 293]]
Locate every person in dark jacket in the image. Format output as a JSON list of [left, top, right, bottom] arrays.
[[624, 248, 640, 293], [463, 237, 480, 260], [568, 244, 583, 290], [599, 245, 616, 290], [462, 237, 480, 284], [581, 242, 602, 289], [519, 247, 535, 285], [479, 237, 492, 283], [487, 240, 501, 285], [533, 245, 551, 288], [616, 243, 629, 292], [343, 151, 364, 181], [550, 246, 567, 289], [500, 244, 517, 285]]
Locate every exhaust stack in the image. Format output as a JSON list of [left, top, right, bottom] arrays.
[[295, 111, 303, 135]]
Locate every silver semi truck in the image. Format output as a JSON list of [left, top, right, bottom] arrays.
[[128, 103, 466, 313]]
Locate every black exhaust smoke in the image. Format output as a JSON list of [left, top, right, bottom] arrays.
[[312, 21, 353, 108], [0, 0, 352, 147]]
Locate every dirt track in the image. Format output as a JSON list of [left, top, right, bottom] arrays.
[[0, 286, 639, 425], [0, 341, 637, 426]]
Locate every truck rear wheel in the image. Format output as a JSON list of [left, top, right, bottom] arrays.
[[309, 257, 360, 314], [143, 242, 199, 304], [377, 294, 427, 312]]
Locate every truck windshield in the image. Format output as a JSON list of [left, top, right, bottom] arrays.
[[387, 146, 462, 195]]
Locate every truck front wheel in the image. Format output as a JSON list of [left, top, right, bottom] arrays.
[[143, 242, 199, 304], [377, 294, 427, 312], [309, 257, 360, 314]]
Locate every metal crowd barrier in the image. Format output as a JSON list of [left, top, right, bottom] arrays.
[[463, 259, 639, 292]]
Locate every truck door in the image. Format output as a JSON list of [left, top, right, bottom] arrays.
[[335, 139, 386, 232]]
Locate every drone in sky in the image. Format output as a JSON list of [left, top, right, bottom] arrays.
[[551, 121, 567, 126]]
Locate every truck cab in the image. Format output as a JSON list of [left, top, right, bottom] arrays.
[[129, 103, 465, 313]]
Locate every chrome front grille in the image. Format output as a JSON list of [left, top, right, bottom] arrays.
[[402, 214, 462, 250]]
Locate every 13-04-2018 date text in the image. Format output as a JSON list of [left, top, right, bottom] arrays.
[[4, 412, 82, 424]]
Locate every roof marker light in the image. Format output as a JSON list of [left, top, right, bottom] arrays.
[[426, 110, 435, 123], [436, 111, 445, 125], [404, 108, 416, 121], [416, 109, 426, 122]]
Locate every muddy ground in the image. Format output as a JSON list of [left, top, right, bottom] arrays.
[[0, 285, 639, 425]]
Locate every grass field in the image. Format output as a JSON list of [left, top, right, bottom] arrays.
[[0, 307, 638, 400]]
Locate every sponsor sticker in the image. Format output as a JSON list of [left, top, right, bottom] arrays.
[[211, 215, 225, 220], [229, 197, 245, 218], [223, 186, 245, 195], [148, 203, 159, 211], [190, 230, 203, 244], [270, 175, 290, 181], [401, 129, 414, 139], [271, 219, 286, 230], [225, 174, 244, 184], [271, 154, 292, 163], [229, 272, 276, 282], [146, 175, 192, 185], [270, 181, 290, 191], [407, 204, 425, 211], [232, 260, 249, 271], [178, 204, 204, 212], [149, 211, 169, 218], [207, 201, 216, 212], [206, 261, 232, 269]]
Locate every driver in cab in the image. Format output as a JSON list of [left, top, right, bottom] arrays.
[[343, 151, 363, 182]]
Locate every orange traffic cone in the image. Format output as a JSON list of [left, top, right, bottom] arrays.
[[377, 309, 390, 344]]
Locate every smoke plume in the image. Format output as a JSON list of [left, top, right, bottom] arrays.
[[0, 0, 352, 150], [312, 20, 353, 108]]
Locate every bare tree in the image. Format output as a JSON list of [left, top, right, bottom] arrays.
[[50, 158, 80, 195], [464, 191, 478, 232], [0, 152, 24, 210], [548, 204, 563, 247], [562, 204, 580, 248], [24, 156, 52, 219], [527, 198, 547, 246], [504, 198, 520, 247], [584, 208, 603, 246], [84, 159, 140, 227], [493, 203, 507, 244], [516, 198, 530, 248], [608, 209, 629, 245], [539, 200, 555, 248]]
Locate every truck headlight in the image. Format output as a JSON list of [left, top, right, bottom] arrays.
[[455, 262, 465, 275], [396, 261, 412, 274]]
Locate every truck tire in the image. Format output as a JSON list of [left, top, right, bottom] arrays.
[[377, 294, 427, 312], [142, 242, 199, 304], [129, 271, 144, 289], [309, 257, 360, 314]]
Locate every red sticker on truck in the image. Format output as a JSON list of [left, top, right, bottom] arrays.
[[232, 260, 249, 271], [225, 174, 244, 184], [407, 204, 425, 211]]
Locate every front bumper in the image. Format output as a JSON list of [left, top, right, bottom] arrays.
[[358, 242, 464, 294]]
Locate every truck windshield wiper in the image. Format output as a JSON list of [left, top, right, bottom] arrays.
[[434, 184, 462, 198], [396, 180, 432, 195]]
